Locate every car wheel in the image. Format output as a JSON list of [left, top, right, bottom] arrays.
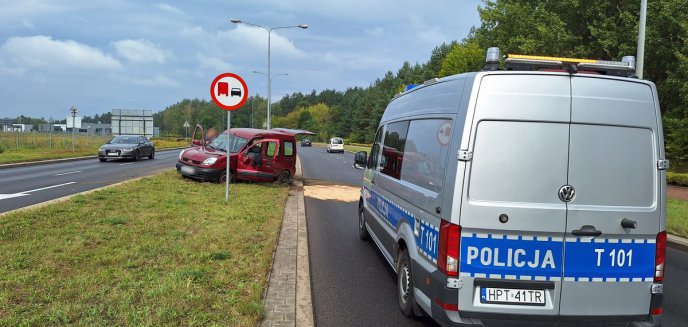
[[217, 170, 227, 184], [358, 206, 370, 240], [99, 158, 106, 162], [148, 150, 155, 159], [397, 248, 417, 317], [133, 150, 139, 161], [277, 170, 291, 185]]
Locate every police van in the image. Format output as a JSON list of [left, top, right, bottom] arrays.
[[353, 48, 667, 326]]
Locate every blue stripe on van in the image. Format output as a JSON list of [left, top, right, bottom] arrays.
[[365, 186, 438, 261], [460, 234, 655, 282]]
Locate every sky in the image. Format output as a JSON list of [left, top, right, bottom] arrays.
[[0, 0, 482, 120]]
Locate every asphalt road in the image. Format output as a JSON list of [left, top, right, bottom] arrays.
[[298, 146, 688, 327], [0, 149, 182, 213]]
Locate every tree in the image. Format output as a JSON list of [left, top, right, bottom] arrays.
[[438, 41, 485, 77]]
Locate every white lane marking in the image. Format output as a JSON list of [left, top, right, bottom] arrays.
[[23, 182, 77, 193], [342, 161, 348, 164], [155, 156, 169, 159], [0, 182, 76, 201], [119, 162, 135, 166], [55, 170, 82, 176]]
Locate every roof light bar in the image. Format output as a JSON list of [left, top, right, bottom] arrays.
[[505, 53, 636, 77]]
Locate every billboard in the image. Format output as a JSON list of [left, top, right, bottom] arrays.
[[111, 109, 154, 137]]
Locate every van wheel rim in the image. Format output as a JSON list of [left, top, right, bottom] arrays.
[[399, 261, 410, 304]]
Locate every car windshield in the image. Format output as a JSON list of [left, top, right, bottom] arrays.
[[110, 136, 139, 144], [209, 133, 247, 153], [332, 139, 343, 144]]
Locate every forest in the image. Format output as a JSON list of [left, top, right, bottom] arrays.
[[135, 1, 688, 169]]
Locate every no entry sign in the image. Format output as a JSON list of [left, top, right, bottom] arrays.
[[210, 73, 248, 111]]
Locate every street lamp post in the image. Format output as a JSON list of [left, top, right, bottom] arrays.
[[230, 19, 307, 129], [70, 106, 78, 153], [636, 0, 648, 79], [253, 71, 288, 128]]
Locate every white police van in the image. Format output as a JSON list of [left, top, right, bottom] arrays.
[[353, 48, 667, 326]]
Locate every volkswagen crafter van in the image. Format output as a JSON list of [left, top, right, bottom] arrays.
[[353, 48, 667, 327]]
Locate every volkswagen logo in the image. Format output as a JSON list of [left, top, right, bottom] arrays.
[[558, 185, 576, 202]]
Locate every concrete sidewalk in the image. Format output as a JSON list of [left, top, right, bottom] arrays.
[[260, 156, 314, 327]]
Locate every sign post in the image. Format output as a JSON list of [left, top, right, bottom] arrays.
[[210, 73, 249, 202]]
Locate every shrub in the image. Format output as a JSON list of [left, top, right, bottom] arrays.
[[667, 172, 688, 186]]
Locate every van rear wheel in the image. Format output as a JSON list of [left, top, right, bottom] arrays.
[[397, 248, 416, 317]]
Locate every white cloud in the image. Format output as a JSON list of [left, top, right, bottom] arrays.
[[153, 3, 183, 15], [0, 35, 121, 72], [128, 75, 180, 88], [112, 39, 171, 64], [184, 25, 306, 59], [365, 27, 385, 37], [197, 54, 235, 72]]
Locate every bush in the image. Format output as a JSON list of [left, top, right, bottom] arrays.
[[667, 172, 688, 186], [0, 144, 4, 154]]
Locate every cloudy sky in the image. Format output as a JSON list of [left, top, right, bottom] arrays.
[[0, 0, 482, 119]]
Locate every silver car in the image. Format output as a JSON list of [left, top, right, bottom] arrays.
[[98, 135, 155, 162], [354, 48, 666, 326]]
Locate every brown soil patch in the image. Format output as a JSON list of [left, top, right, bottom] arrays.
[[668, 186, 688, 201], [304, 184, 359, 202]]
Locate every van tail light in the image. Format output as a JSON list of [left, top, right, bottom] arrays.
[[438, 220, 461, 277], [654, 231, 666, 282]]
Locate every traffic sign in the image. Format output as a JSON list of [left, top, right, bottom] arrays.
[[210, 73, 248, 111]]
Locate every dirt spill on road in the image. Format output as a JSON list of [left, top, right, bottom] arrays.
[[304, 184, 359, 202]]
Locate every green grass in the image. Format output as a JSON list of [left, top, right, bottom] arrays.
[[311, 142, 371, 154], [0, 133, 189, 164], [0, 170, 289, 326], [668, 199, 688, 238]]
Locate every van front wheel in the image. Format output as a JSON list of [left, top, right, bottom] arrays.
[[397, 248, 416, 317]]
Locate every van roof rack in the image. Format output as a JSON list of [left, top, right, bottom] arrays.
[[504, 53, 636, 77]]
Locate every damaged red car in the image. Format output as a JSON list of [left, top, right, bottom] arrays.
[[176, 125, 313, 183]]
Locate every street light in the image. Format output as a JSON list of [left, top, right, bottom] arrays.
[[636, 0, 647, 79], [253, 72, 288, 129], [70, 105, 78, 153], [230, 18, 308, 129]]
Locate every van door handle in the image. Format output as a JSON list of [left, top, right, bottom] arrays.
[[571, 225, 602, 237]]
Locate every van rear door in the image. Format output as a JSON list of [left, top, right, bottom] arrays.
[[458, 74, 571, 316], [558, 77, 660, 317]]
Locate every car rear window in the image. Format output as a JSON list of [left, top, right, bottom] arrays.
[[332, 139, 343, 144], [284, 141, 294, 156]]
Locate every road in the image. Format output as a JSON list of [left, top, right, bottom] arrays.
[[298, 146, 688, 326], [0, 149, 181, 213]]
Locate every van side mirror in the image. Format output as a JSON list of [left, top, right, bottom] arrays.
[[353, 151, 367, 170]]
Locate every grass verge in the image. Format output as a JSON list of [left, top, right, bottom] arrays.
[[0, 133, 189, 164], [311, 142, 370, 154], [668, 199, 688, 238], [0, 170, 289, 326]]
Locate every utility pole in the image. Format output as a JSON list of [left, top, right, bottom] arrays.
[[70, 106, 78, 153], [637, 0, 647, 79]]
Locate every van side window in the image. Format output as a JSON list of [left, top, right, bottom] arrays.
[[401, 119, 451, 193], [283, 141, 294, 156], [368, 127, 384, 170], [381, 121, 409, 179]]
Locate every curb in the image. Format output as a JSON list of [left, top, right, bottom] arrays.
[[668, 233, 688, 252], [0, 147, 186, 170], [260, 156, 314, 327]]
